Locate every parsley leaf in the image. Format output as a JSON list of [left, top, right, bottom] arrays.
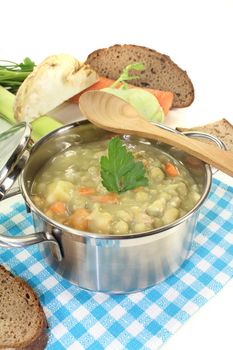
[[100, 137, 148, 193]]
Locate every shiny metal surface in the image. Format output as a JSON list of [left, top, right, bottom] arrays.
[[1, 186, 21, 199], [0, 228, 62, 262], [0, 121, 215, 292], [35, 210, 198, 293], [0, 194, 62, 260], [0, 122, 31, 199]]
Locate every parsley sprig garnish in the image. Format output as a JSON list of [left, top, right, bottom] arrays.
[[100, 137, 148, 193]]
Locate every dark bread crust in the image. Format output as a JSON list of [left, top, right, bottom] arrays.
[[86, 44, 194, 108], [17, 329, 48, 350], [0, 265, 48, 350]]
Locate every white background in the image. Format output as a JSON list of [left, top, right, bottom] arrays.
[[1, 0, 233, 349]]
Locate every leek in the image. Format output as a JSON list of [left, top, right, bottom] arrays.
[[0, 85, 63, 142], [31, 116, 63, 141], [0, 86, 16, 124]]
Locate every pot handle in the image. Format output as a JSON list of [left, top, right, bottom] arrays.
[[154, 123, 227, 152], [182, 131, 227, 174], [0, 189, 62, 261], [182, 131, 226, 150]]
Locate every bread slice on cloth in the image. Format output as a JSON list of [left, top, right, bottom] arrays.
[[14, 54, 99, 122], [177, 118, 233, 152], [0, 265, 48, 350], [86, 44, 194, 108]]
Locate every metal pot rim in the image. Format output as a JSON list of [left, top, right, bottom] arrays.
[[20, 120, 212, 240]]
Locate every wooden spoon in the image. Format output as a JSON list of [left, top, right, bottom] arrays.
[[79, 90, 233, 177]]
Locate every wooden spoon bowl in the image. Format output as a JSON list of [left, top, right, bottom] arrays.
[[79, 90, 233, 177]]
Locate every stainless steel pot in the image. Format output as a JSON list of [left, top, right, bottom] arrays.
[[0, 120, 225, 293]]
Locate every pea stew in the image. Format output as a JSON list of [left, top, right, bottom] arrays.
[[31, 137, 201, 235]]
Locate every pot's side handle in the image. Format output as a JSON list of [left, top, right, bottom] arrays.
[[183, 131, 226, 150], [0, 188, 62, 261], [154, 123, 226, 153], [1, 186, 21, 200], [183, 131, 227, 174], [0, 231, 62, 261]]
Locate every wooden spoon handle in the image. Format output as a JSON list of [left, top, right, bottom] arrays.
[[100, 119, 233, 177], [118, 121, 233, 177]]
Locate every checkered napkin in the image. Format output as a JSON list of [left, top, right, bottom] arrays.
[[0, 177, 233, 350]]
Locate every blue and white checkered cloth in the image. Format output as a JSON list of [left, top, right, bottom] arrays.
[[1, 177, 233, 350]]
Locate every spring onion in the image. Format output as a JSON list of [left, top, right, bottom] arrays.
[[0, 57, 35, 93]]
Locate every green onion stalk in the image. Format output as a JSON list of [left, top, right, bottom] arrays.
[[0, 57, 36, 93]]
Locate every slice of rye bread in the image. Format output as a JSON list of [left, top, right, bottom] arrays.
[[0, 265, 48, 350], [85, 44, 194, 108], [177, 118, 233, 152]]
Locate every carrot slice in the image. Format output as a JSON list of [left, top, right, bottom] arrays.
[[94, 193, 119, 204], [77, 187, 96, 196], [164, 163, 179, 177], [69, 77, 173, 116], [48, 201, 66, 215], [66, 208, 89, 231]]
